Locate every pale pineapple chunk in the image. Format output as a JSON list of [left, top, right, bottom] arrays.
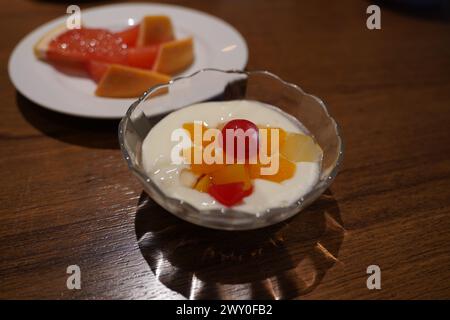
[[280, 133, 323, 162], [179, 169, 199, 188]]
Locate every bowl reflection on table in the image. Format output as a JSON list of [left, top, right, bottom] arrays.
[[135, 190, 345, 299]]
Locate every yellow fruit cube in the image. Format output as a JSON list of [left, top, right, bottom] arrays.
[[280, 133, 323, 163]]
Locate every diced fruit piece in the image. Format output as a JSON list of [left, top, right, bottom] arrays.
[[248, 162, 260, 179], [221, 119, 259, 163], [190, 162, 224, 175], [208, 182, 248, 207], [95, 64, 170, 98], [182, 122, 209, 147], [248, 154, 296, 183], [115, 25, 140, 47], [182, 145, 200, 164], [136, 15, 174, 46], [126, 45, 159, 69], [194, 175, 212, 193], [153, 37, 194, 75], [258, 126, 287, 155], [280, 133, 323, 162], [179, 169, 199, 188], [183, 146, 225, 175], [210, 164, 252, 191], [86, 60, 109, 83]]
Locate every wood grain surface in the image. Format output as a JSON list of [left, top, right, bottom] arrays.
[[1, 0, 450, 300]]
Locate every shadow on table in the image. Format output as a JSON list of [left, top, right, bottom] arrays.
[[16, 92, 120, 149], [135, 190, 345, 299]]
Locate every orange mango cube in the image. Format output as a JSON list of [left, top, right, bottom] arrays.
[[248, 154, 296, 183], [210, 164, 252, 190], [183, 146, 225, 175], [258, 126, 287, 156], [194, 174, 212, 193], [182, 122, 210, 147]]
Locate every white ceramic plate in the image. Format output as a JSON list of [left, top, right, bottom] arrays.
[[8, 3, 248, 119]]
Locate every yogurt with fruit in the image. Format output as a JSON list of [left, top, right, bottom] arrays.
[[141, 100, 322, 214]]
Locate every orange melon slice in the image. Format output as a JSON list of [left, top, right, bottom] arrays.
[[258, 126, 287, 156], [136, 15, 174, 46], [153, 37, 194, 75], [95, 64, 170, 98]]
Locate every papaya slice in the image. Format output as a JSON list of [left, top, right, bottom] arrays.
[[95, 64, 170, 98], [136, 15, 174, 46], [153, 37, 194, 75]]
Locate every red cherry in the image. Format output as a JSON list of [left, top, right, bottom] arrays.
[[208, 182, 247, 207], [221, 119, 259, 162]]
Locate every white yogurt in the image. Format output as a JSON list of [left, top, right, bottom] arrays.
[[141, 100, 320, 214]]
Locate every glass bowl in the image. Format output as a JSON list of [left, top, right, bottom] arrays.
[[119, 69, 343, 230]]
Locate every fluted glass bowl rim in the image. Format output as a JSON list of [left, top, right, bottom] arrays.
[[118, 68, 344, 230]]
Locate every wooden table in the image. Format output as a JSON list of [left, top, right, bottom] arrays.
[[1, 0, 449, 300]]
